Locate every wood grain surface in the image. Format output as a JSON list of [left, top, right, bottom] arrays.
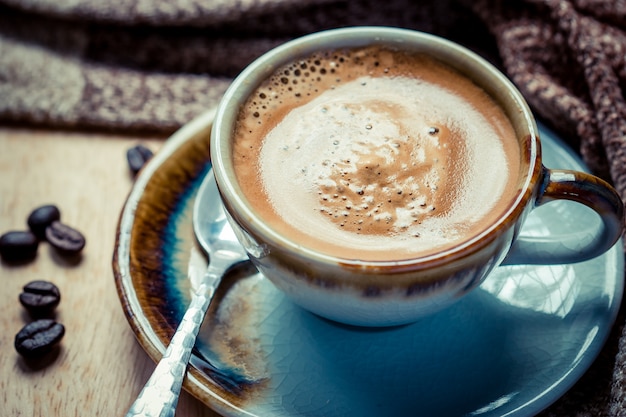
[[0, 127, 220, 416]]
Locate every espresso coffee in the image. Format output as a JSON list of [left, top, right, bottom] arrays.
[[232, 46, 520, 261]]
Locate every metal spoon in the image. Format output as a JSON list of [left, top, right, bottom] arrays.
[[126, 168, 249, 417]]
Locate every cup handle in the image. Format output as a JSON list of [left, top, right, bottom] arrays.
[[502, 167, 624, 265]]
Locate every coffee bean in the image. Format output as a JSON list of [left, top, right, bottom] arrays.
[[27, 205, 61, 239], [127, 144, 154, 176], [14, 319, 65, 357], [45, 221, 85, 255], [19, 280, 61, 316], [136, 144, 154, 160], [0, 231, 39, 262]]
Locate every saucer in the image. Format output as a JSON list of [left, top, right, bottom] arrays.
[[113, 110, 623, 417]]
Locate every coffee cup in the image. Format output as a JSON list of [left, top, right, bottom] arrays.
[[210, 27, 624, 326]]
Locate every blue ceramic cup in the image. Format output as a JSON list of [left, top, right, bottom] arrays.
[[210, 27, 624, 326]]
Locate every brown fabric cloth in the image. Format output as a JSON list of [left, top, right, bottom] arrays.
[[0, 0, 495, 132], [2, 0, 625, 415]]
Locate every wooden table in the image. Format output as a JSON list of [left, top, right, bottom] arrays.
[[0, 127, 220, 416]]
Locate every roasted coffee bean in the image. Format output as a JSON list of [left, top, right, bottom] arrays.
[[136, 143, 154, 160], [14, 319, 65, 357], [0, 231, 39, 262], [127, 144, 154, 176], [45, 221, 85, 255], [27, 205, 61, 239], [19, 280, 61, 316]]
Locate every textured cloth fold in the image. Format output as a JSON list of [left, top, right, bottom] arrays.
[[0, 0, 493, 131], [2, 1, 626, 415]]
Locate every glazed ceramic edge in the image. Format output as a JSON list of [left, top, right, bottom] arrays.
[[113, 109, 256, 416]]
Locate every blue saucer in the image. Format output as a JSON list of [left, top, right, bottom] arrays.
[[114, 110, 623, 417]]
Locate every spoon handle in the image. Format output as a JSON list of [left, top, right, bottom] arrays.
[[125, 277, 217, 417]]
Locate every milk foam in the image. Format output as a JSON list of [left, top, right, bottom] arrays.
[[233, 47, 520, 260], [259, 75, 510, 252]]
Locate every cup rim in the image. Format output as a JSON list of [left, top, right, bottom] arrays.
[[211, 26, 540, 268]]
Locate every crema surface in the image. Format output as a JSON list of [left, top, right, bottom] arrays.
[[233, 47, 520, 261]]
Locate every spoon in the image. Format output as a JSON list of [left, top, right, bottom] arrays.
[[126, 168, 249, 417]]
